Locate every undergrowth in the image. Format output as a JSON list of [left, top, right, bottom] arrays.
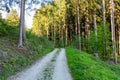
[[0, 18, 53, 80]]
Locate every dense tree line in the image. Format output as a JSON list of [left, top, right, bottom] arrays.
[[32, 0, 120, 63], [32, 0, 66, 47], [0, 0, 120, 63], [0, 0, 50, 47]]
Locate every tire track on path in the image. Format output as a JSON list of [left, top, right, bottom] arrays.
[[7, 48, 73, 80]]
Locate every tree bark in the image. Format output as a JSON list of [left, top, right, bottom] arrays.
[[85, 11, 90, 39], [110, 0, 117, 63], [53, 23, 56, 47], [76, 0, 81, 50], [118, 27, 120, 55], [61, 26, 64, 47], [85, 14, 90, 52], [75, 6, 78, 35], [59, 23, 61, 41], [102, 0, 107, 54], [65, 25, 68, 46], [59, 5, 61, 42], [94, 11, 98, 54], [53, 4, 56, 47], [22, 0, 26, 43], [47, 28, 49, 38], [18, 0, 25, 48]]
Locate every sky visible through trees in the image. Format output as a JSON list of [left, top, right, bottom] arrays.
[[0, 0, 120, 63], [0, 0, 120, 79], [1, 0, 52, 29]]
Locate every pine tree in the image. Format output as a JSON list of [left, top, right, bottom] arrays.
[[110, 0, 117, 63]]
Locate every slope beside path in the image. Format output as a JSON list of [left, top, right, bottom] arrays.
[[7, 48, 72, 80]]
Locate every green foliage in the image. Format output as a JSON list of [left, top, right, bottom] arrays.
[[0, 31, 53, 79], [64, 0, 120, 61], [82, 22, 112, 60], [6, 9, 20, 27], [32, 0, 67, 47], [66, 47, 120, 80], [0, 20, 53, 79], [70, 36, 79, 49], [0, 18, 18, 37], [32, 4, 52, 37], [1, 55, 29, 80], [27, 30, 52, 49]]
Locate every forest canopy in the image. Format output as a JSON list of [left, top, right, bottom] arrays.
[[31, 0, 120, 63]]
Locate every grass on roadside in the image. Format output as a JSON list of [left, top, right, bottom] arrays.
[[66, 47, 120, 80], [0, 19, 53, 80]]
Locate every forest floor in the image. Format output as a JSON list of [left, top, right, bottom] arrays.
[[7, 48, 72, 80]]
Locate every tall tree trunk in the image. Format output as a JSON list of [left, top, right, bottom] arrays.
[[52, 25, 54, 41], [110, 0, 117, 63], [76, 0, 81, 50], [65, 25, 68, 46], [119, 28, 120, 55], [18, 0, 25, 47], [59, 22, 61, 41], [75, 6, 78, 35], [53, 4, 56, 47], [58, 1, 61, 42], [85, 13, 90, 52], [94, 11, 98, 54], [47, 29, 49, 38], [22, 0, 26, 43], [61, 26, 64, 47], [85, 9, 90, 39], [102, 0, 107, 55], [54, 23, 56, 47]]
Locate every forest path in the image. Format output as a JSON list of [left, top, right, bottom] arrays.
[[7, 48, 72, 80]]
